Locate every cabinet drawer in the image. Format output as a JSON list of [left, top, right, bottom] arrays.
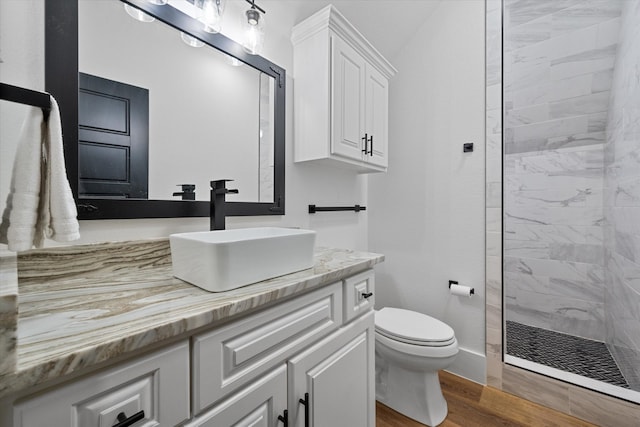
[[343, 269, 375, 322], [13, 341, 190, 427], [192, 282, 342, 414]]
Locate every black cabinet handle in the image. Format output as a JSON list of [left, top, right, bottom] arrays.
[[368, 134, 373, 156], [113, 410, 145, 427], [361, 292, 373, 299], [299, 393, 310, 427], [278, 409, 288, 427], [361, 133, 369, 154]]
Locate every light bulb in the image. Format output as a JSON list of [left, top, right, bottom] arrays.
[[180, 32, 204, 48], [201, 0, 226, 34], [242, 8, 265, 55], [124, 4, 155, 22]]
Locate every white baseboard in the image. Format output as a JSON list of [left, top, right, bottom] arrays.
[[445, 347, 486, 385]]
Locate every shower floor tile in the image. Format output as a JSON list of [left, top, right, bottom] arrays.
[[506, 321, 630, 389]]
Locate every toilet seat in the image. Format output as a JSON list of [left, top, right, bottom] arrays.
[[375, 307, 456, 347]]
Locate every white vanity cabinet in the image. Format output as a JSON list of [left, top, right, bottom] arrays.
[[6, 269, 377, 427], [292, 5, 396, 173], [191, 273, 375, 427]]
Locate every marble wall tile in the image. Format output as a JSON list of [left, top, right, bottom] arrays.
[[504, 0, 583, 28], [502, 364, 570, 413], [486, 231, 502, 258], [504, 224, 603, 245], [504, 240, 549, 259], [551, 2, 622, 38], [548, 277, 604, 302], [512, 115, 589, 144], [615, 230, 639, 263], [505, 289, 605, 339], [550, 44, 617, 81], [549, 91, 611, 119], [485, 348, 503, 389], [486, 182, 502, 208], [486, 208, 502, 233], [506, 187, 602, 208], [506, 205, 603, 226], [569, 385, 640, 426], [504, 256, 602, 283], [591, 68, 614, 93], [504, 15, 551, 52], [504, 271, 549, 294], [549, 242, 604, 265]]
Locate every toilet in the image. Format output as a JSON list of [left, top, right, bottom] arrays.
[[375, 307, 458, 426]]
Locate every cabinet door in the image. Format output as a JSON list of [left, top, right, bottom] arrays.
[[186, 366, 287, 427], [331, 35, 366, 162], [288, 312, 375, 427], [365, 65, 389, 168]]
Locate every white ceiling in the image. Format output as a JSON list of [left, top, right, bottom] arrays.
[[261, 0, 443, 60]]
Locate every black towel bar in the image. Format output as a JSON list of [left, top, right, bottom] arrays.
[[308, 205, 366, 214], [0, 83, 51, 112]]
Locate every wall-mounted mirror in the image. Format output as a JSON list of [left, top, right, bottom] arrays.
[[45, 0, 285, 219]]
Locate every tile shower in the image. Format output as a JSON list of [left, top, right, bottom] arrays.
[[502, 0, 640, 401]]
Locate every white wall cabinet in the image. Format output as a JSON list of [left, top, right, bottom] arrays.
[[292, 5, 396, 173], [6, 270, 376, 427]]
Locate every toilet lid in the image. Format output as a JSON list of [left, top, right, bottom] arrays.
[[375, 307, 455, 344]]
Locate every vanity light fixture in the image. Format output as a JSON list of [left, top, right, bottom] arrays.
[[147, 0, 168, 4], [242, 0, 266, 55], [200, 0, 227, 34]]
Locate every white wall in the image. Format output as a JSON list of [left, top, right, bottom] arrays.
[[0, 0, 369, 251], [369, 0, 486, 383]]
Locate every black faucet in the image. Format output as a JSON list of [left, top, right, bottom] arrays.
[[210, 179, 239, 230], [173, 184, 196, 200]]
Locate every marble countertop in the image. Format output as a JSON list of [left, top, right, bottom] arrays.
[[0, 239, 383, 398]]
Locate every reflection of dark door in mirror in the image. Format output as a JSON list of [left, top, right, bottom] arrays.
[[45, 0, 286, 219], [79, 73, 149, 199]]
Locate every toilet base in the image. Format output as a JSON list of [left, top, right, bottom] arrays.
[[376, 356, 448, 426]]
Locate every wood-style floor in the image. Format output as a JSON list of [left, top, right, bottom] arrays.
[[376, 371, 597, 427]]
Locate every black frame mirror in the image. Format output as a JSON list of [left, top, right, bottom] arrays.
[[45, 0, 285, 219]]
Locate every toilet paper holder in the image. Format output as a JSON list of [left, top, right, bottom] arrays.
[[449, 280, 475, 295]]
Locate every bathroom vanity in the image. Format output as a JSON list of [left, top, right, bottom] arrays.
[[0, 239, 382, 426]]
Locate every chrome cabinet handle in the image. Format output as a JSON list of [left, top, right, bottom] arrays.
[[368, 134, 373, 156], [362, 133, 369, 154], [113, 410, 145, 427]]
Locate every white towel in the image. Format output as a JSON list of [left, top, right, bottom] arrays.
[[0, 96, 80, 251]]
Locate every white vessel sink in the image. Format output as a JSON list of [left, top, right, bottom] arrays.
[[169, 227, 316, 292]]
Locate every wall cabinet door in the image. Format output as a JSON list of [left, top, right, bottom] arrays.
[[287, 312, 375, 427], [365, 66, 389, 168], [331, 36, 389, 169], [331, 35, 366, 162]]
